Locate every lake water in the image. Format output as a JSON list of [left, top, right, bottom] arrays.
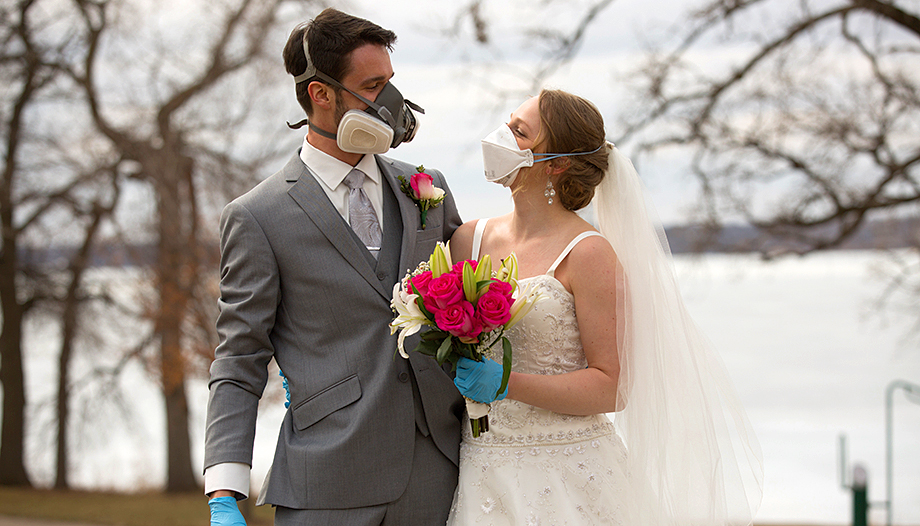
[[17, 250, 920, 524]]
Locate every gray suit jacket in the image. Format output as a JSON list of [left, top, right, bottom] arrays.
[[204, 151, 464, 509]]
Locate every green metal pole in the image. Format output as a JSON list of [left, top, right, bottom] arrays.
[[852, 465, 868, 526]]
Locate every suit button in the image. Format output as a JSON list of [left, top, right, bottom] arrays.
[[398, 371, 410, 383], [377, 271, 387, 281]]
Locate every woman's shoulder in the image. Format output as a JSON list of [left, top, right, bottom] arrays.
[[452, 218, 479, 238], [453, 214, 510, 241], [564, 227, 618, 272], [449, 219, 482, 262], [451, 215, 511, 260]]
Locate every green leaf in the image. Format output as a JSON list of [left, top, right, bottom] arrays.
[[413, 338, 441, 357], [497, 337, 512, 397], [436, 336, 453, 365], [421, 329, 448, 341], [410, 282, 435, 321]]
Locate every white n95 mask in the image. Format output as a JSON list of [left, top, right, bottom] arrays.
[[481, 124, 534, 187], [481, 124, 607, 187]]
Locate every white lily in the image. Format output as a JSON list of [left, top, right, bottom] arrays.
[[389, 282, 430, 358], [496, 252, 519, 293], [505, 281, 547, 330]]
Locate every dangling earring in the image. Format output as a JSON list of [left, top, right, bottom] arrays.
[[544, 179, 556, 205]]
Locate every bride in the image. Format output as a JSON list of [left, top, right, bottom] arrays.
[[446, 89, 763, 525]]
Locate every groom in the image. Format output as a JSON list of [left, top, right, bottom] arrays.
[[204, 8, 464, 525]]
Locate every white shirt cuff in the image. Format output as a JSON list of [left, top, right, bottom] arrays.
[[204, 462, 251, 499]]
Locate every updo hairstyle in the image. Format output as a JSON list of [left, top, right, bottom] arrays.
[[534, 89, 609, 211]]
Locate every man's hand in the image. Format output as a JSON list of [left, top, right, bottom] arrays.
[[209, 496, 247, 526], [454, 357, 508, 403]]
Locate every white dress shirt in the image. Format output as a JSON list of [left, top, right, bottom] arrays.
[[204, 139, 384, 498], [299, 136, 384, 228]]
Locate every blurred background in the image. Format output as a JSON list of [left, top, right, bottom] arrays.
[[1, 0, 918, 524]]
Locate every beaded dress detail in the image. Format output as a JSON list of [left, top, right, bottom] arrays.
[[447, 219, 628, 526]]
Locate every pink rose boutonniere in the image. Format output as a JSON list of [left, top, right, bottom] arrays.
[[398, 165, 446, 229]]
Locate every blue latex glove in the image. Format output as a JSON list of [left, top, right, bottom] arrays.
[[454, 356, 508, 403], [279, 370, 291, 408], [209, 496, 247, 526]]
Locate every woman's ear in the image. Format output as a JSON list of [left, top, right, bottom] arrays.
[[548, 157, 571, 176]]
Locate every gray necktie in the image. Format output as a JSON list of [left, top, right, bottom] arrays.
[[343, 168, 382, 258]]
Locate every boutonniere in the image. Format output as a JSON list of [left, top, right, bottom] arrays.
[[398, 165, 446, 229]]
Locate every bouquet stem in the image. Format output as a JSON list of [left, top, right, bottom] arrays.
[[471, 415, 489, 437], [465, 398, 491, 438]]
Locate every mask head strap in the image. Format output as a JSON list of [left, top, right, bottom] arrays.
[[292, 35, 422, 124], [532, 143, 606, 163]]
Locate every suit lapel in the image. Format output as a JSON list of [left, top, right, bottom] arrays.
[[377, 157, 419, 275], [284, 153, 387, 299]]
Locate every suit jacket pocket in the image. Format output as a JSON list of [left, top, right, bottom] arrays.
[[292, 374, 362, 431], [411, 228, 443, 267]]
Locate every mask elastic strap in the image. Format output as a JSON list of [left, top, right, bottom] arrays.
[[532, 143, 606, 163], [284, 117, 337, 141], [294, 64, 396, 126]]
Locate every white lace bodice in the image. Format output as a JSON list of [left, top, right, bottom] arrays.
[[469, 274, 615, 447], [501, 275, 587, 375]]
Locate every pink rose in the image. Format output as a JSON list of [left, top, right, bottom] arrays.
[[476, 288, 513, 332], [451, 259, 478, 276], [410, 172, 439, 200], [485, 279, 513, 301], [410, 271, 433, 298], [435, 300, 483, 343], [425, 272, 464, 312]]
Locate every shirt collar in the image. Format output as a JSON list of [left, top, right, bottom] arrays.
[[300, 136, 381, 190]]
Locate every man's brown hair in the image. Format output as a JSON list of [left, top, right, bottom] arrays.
[[283, 8, 397, 117]]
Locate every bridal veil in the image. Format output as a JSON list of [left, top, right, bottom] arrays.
[[594, 143, 764, 525]]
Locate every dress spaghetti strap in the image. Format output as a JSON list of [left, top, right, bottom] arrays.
[[546, 231, 604, 277], [471, 218, 490, 260]]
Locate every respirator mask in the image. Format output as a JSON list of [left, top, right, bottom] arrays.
[[290, 37, 423, 154], [481, 124, 605, 187]]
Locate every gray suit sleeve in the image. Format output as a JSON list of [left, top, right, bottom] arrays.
[[204, 200, 278, 470]]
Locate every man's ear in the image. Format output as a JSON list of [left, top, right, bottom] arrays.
[[308, 80, 334, 110]]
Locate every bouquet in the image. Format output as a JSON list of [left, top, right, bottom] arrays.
[[390, 242, 544, 437]]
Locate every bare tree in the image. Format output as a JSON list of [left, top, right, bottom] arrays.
[[0, 0, 76, 487], [616, 0, 919, 255], [53, 168, 121, 488], [64, 0, 312, 491], [438, 0, 618, 115]]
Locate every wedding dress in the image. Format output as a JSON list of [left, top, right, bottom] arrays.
[[449, 144, 762, 526], [447, 218, 629, 525]]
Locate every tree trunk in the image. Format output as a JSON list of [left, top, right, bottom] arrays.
[[55, 208, 105, 489], [0, 238, 31, 487], [54, 300, 75, 489], [156, 152, 198, 492], [161, 332, 196, 492], [159, 272, 196, 491], [0, 0, 36, 486]]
